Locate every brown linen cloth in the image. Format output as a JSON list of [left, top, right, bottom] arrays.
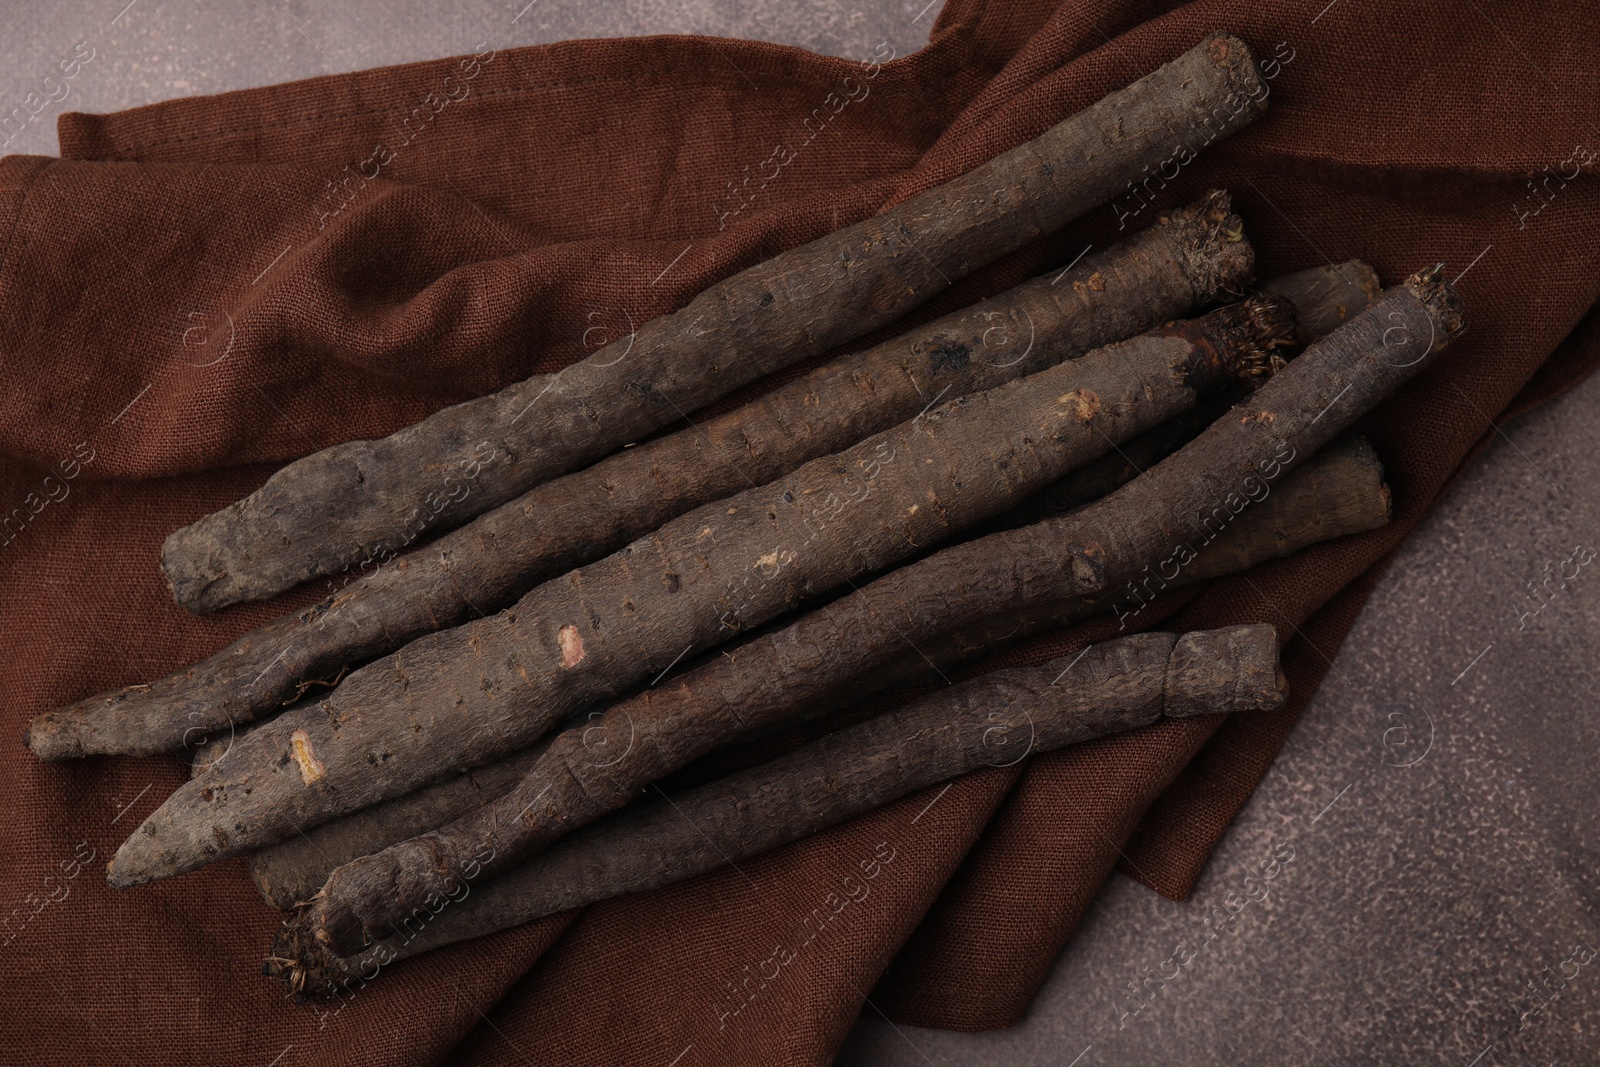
[[2, 0, 1597, 1063]]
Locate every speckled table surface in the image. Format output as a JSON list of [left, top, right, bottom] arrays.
[[6, 4, 1596, 1065], [0, 0, 940, 158]]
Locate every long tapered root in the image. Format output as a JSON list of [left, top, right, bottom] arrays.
[[161, 34, 1269, 614], [30, 192, 1254, 762], [107, 290, 1296, 891], [273, 624, 1285, 983]]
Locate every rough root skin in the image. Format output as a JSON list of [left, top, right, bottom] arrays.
[[268, 625, 1284, 995], [824, 434, 1394, 698], [107, 290, 1293, 895], [241, 435, 1390, 924], [1405, 264, 1468, 343], [261, 299, 1303, 957], [270, 272, 1467, 953], [30, 191, 1256, 763], [158, 33, 1271, 615], [997, 264, 1383, 529], [1168, 189, 1255, 301]]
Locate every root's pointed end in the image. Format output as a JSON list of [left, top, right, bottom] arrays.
[[105, 855, 151, 889], [106, 817, 183, 889], [25, 714, 127, 761], [105, 857, 136, 889]]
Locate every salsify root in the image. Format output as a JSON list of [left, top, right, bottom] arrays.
[[29, 192, 1253, 761], [861, 433, 1389, 693], [224, 433, 1387, 913], [187, 735, 548, 912], [159, 33, 1270, 614], [267, 624, 1286, 995], [296, 270, 1460, 956], [108, 289, 1294, 890], [1262, 259, 1381, 345], [999, 259, 1379, 526]]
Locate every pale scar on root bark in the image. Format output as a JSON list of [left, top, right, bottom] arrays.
[[1058, 389, 1102, 422], [291, 730, 327, 785], [558, 625, 585, 668]]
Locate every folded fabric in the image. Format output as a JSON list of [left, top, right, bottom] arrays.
[[1, 0, 1596, 1064]]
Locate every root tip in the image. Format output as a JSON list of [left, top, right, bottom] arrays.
[[1202, 33, 1267, 116], [1203, 294, 1298, 383], [24, 718, 83, 761], [1166, 190, 1255, 299], [266, 913, 368, 1000], [1405, 264, 1467, 343]]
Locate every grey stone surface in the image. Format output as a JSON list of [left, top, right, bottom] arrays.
[[7, 3, 1597, 1064]]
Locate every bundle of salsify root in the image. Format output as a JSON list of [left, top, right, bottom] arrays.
[[24, 32, 1466, 997]]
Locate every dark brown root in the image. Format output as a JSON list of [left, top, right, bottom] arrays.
[[269, 625, 1284, 993]]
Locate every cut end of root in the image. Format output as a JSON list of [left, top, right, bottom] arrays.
[[1166, 190, 1255, 301], [1210, 294, 1299, 383], [1405, 264, 1467, 345], [1202, 33, 1268, 118], [1163, 623, 1286, 717], [266, 912, 364, 1000], [1348, 260, 1384, 305], [159, 524, 236, 616]]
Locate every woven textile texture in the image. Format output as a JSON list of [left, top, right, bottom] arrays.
[[2, 1, 1597, 1063]]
